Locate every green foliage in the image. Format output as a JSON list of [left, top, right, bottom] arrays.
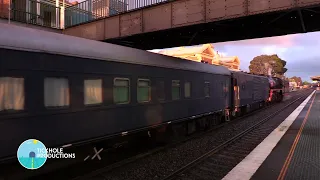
[[303, 81, 310, 85], [249, 54, 287, 76], [282, 68, 288, 74]]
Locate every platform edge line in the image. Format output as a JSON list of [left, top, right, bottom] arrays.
[[221, 90, 316, 180]]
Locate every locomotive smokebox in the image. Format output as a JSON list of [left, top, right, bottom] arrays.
[[268, 77, 284, 89]]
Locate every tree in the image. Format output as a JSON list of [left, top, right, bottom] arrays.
[[249, 54, 287, 77], [303, 81, 310, 85]]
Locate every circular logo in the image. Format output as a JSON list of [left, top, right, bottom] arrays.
[[17, 139, 47, 170]]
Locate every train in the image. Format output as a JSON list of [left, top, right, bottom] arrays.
[[0, 23, 288, 161]]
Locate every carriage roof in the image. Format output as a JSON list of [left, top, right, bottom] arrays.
[[0, 23, 230, 76]]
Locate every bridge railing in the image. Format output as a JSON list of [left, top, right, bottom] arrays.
[[65, 0, 171, 28], [0, 0, 62, 29]]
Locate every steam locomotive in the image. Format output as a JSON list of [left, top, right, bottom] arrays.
[[268, 77, 289, 102]]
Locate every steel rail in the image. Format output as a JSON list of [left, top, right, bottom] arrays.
[[161, 90, 311, 180], [69, 91, 306, 180]]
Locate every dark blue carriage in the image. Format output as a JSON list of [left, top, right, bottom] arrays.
[[0, 23, 232, 160], [230, 71, 270, 115]]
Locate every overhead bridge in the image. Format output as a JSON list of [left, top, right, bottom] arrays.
[[63, 0, 320, 49]]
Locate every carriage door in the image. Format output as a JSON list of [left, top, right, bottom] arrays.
[[233, 78, 240, 110]]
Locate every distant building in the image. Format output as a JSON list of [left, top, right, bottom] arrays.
[[289, 81, 297, 91], [154, 44, 240, 70], [218, 56, 240, 70], [289, 76, 302, 87], [311, 75, 320, 81], [289, 81, 297, 87]]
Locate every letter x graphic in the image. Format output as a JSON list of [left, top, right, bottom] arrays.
[[91, 147, 103, 160]]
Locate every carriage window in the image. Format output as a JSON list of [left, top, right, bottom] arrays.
[[172, 80, 180, 100], [204, 82, 210, 97], [184, 82, 191, 98], [137, 79, 151, 103], [44, 78, 69, 107], [225, 79, 229, 93], [84, 79, 102, 105], [0, 77, 24, 111], [114, 78, 130, 104], [157, 81, 165, 101]]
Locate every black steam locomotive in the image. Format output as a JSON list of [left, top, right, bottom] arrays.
[[268, 77, 288, 102], [0, 23, 288, 161]]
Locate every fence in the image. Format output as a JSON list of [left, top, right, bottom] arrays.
[[0, 0, 62, 29], [0, 0, 173, 29], [65, 0, 108, 27], [65, 0, 171, 28]]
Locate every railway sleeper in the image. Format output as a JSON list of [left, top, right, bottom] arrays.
[[198, 165, 221, 174], [214, 154, 240, 163], [204, 161, 232, 170], [197, 165, 229, 180], [190, 168, 218, 179], [225, 147, 251, 154], [220, 151, 247, 159], [241, 136, 263, 142]]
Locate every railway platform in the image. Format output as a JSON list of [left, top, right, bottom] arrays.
[[223, 89, 320, 180]]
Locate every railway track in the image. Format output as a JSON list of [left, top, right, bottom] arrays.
[[65, 91, 309, 180], [1, 90, 308, 180], [161, 90, 312, 180]]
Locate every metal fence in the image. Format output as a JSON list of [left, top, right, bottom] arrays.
[[65, 0, 108, 27], [0, 0, 62, 29], [65, 0, 171, 28], [0, 0, 173, 29]]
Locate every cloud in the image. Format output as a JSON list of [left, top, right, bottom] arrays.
[[261, 46, 288, 56], [149, 31, 320, 82], [285, 56, 320, 82], [148, 49, 161, 53], [213, 38, 320, 81], [217, 51, 228, 57], [213, 31, 320, 49], [213, 34, 297, 47], [291, 31, 320, 46]]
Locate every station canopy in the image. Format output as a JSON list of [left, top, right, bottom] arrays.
[[311, 76, 320, 81], [154, 44, 240, 70]]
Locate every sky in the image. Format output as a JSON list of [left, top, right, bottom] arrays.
[[151, 32, 320, 82], [67, 0, 318, 82]]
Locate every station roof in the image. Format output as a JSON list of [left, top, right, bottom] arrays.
[[311, 76, 320, 81], [158, 44, 216, 56]]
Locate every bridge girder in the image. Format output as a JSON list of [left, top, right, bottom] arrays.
[[64, 1, 320, 50]]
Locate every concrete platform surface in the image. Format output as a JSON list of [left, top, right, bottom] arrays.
[[222, 90, 320, 180]]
